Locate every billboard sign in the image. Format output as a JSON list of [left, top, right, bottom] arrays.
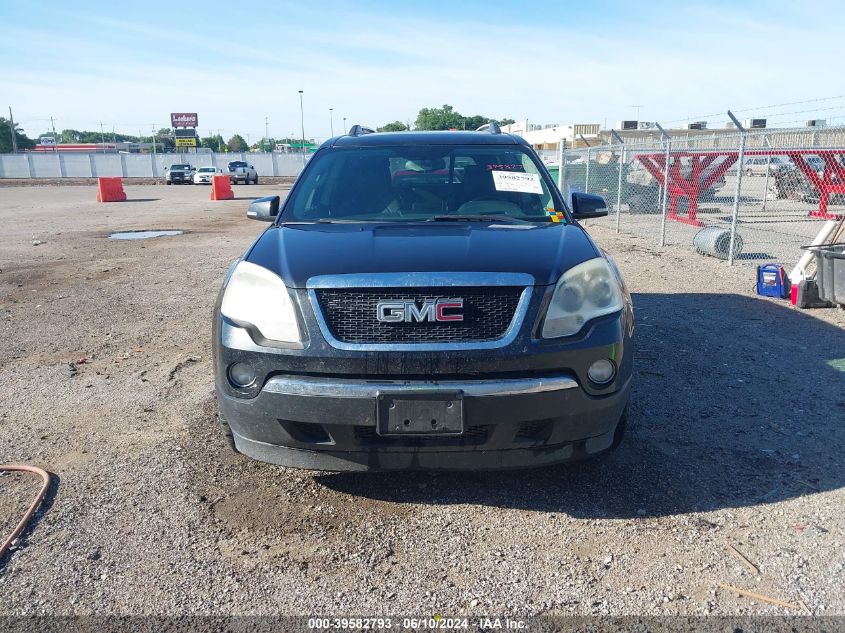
[[175, 137, 197, 147], [171, 112, 198, 128]]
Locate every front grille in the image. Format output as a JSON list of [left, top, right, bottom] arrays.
[[354, 424, 490, 447], [514, 419, 554, 444], [278, 420, 333, 444], [314, 287, 523, 344]]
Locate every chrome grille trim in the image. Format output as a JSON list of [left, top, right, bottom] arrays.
[[306, 272, 534, 351]]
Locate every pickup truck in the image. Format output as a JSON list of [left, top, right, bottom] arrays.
[[165, 164, 195, 185], [227, 161, 258, 185]]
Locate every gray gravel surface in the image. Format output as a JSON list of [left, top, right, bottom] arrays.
[[0, 185, 843, 616]]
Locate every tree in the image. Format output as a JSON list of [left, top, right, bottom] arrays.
[[413, 105, 514, 131], [201, 134, 225, 152], [415, 104, 465, 131], [227, 134, 248, 152], [0, 117, 35, 152], [378, 121, 409, 132], [500, 118, 516, 127]]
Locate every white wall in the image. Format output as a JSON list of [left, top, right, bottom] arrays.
[[0, 152, 307, 179]]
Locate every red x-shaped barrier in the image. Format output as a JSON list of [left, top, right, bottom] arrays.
[[784, 150, 845, 218], [635, 149, 845, 225]]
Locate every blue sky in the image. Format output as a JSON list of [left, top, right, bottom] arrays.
[[2, 0, 844, 141]]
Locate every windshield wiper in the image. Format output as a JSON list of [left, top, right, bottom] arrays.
[[426, 214, 528, 224]]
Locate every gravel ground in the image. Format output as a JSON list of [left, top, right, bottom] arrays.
[[0, 184, 843, 617]]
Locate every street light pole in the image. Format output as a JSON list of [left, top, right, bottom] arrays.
[[329, 108, 334, 136], [298, 90, 305, 155], [343, 117, 347, 134]]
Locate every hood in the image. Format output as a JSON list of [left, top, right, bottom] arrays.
[[246, 222, 600, 288]]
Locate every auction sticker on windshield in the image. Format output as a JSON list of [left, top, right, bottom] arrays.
[[491, 170, 543, 195]]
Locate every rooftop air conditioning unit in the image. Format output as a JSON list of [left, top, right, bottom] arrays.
[[687, 121, 707, 130], [743, 118, 767, 129], [806, 119, 827, 128], [616, 120, 638, 130], [638, 121, 655, 129]]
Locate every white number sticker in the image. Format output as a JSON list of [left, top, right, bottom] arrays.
[[491, 170, 543, 195]]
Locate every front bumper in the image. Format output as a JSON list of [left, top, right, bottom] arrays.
[[213, 282, 634, 471], [218, 372, 630, 471]]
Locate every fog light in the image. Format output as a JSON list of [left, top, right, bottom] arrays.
[[588, 359, 616, 384], [228, 362, 256, 388]]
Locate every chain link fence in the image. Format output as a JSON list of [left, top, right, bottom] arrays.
[[556, 125, 845, 267]]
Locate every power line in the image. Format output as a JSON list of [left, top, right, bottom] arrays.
[[663, 94, 845, 124], [757, 104, 845, 119]]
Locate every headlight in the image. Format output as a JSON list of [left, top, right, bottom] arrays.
[[220, 261, 301, 344], [542, 257, 624, 338]]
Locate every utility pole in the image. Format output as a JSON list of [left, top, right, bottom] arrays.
[[264, 116, 269, 152], [99, 122, 106, 152], [629, 104, 643, 123], [8, 108, 20, 153], [112, 125, 116, 145], [298, 90, 305, 154], [8, 107, 18, 153], [343, 116, 347, 133], [50, 116, 58, 153], [151, 125, 157, 155], [329, 108, 334, 136]]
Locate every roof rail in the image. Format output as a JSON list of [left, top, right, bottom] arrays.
[[476, 121, 501, 134], [348, 125, 375, 136]]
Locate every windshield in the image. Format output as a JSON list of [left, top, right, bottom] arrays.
[[199, 167, 216, 173], [171, 164, 190, 170], [282, 145, 565, 223], [229, 161, 247, 169]]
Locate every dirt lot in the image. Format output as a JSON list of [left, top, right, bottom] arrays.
[[0, 184, 843, 617]]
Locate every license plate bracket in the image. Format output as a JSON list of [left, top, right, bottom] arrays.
[[376, 391, 464, 436]]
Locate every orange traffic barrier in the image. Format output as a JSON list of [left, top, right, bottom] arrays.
[[211, 174, 234, 200], [96, 177, 127, 203]]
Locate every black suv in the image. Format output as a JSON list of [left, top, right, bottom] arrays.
[[165, 163, 194, 185], [213, 125, 634, 471]]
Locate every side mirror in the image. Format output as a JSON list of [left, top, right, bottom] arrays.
[[571, 192, 608, 219], [247, 195, 280, 222]]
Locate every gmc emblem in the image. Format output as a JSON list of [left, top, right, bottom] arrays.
[[376, 298, 464, 323]]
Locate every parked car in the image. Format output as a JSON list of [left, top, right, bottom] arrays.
[[212, 125, 634, 471], [768, 157, 834, 202], [743, 156, 791, 176], [228, 161, 258, 184], [193, 166, 223, 184], [165, 164, 195, 185]]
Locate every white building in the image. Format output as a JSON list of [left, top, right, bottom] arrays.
[[500, 120, 601, 150]]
